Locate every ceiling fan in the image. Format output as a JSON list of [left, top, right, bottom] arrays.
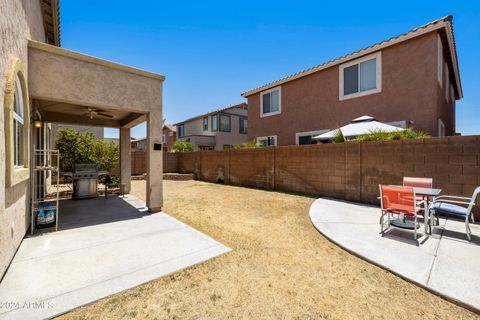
[[84, 107, 114, 120]]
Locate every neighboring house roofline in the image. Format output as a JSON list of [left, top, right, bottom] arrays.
[[173, 102, 247, 126], [241, 16, 462, 100], [164, 124, 176, 132], [41, 0, 61, 46]]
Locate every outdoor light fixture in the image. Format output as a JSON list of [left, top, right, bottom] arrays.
[[34, 120, 42, 128]]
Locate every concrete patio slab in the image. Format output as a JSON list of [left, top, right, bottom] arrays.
[[309, 198, 480, 313], [0, 195, 230, 320]]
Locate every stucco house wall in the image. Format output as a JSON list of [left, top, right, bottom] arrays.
[[246, 31, 458, 146], [0, 0, 47, 278], [176, 104, 248, 150]]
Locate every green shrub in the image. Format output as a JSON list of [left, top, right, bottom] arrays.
[[233, 140, 260, 149], [55, 128, 119, 172], [355, 128, 430, 142], [171, 140, 193, 152]]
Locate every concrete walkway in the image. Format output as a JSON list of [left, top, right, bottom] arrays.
[[309, 198, 480, 313], [0, 195, 230, 319]]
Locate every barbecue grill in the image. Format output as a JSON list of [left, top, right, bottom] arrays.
[[63, 164, 109, 199]]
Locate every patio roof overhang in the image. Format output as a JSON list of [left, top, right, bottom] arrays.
[[27, 40, 165, 128]]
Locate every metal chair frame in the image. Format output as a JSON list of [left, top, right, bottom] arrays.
[[429, 186, 480, 241], [379, 185, 426, 243]]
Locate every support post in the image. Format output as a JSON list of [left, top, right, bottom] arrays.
[[146, 112, 163, 212], [120, 127, 131, 194]]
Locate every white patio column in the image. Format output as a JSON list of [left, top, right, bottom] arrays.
[[120, 127, 131, 194], [146, 112, 163, 212]]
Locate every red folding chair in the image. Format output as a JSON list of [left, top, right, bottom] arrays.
[[379, 185, 426, 243]]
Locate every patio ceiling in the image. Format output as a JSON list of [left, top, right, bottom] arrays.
[[28, 40, 164, 128]]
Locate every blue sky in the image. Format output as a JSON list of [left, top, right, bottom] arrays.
[[60, 0, 480, 138]]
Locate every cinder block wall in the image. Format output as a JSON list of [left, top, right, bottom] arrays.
[[163, 152, 178, 173], [176, 136, 480, 215]]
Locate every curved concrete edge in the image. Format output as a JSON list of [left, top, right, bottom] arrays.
[[308, 198, 480, 315]]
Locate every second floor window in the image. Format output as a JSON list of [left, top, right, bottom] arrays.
[[211, 114, 218, 131], [178, 125, 185, 137], [340, 52, 381, 100], [219, 114, 231, 132], [261, 87, 281, 117], [239, 117, 248, 134], [203, 117, 208, 131], [162, 134, 166, 143]]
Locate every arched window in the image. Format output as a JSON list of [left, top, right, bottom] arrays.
[[4, 58, 30, 187], [13, 74, 24, 167]]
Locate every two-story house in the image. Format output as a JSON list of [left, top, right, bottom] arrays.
[[175, 103, 248, 150], [241, 16, 462, 146]]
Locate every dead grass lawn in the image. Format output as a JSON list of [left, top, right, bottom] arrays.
[[60, 180, 477, 319]]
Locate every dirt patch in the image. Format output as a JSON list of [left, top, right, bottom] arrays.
[[59, 180, 477, 319]]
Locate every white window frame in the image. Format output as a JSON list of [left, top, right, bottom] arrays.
[[438, 119, 445, 137], [162, 134, 166, 143], [260, 86, 281, 117], [339, 51, 382, 101], [257, 135, 277, 147], [437, 35, 443, 87], [13, 75, 25, 167], [295, 129, 329, 145]]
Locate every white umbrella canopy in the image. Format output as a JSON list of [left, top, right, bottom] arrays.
[[313, 115, 404, 141]]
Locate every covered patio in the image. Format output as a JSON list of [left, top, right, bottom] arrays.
[[28, 40, 164, 211], [0, 195, 230, 319]]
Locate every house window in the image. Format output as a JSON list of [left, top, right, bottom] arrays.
[[162, 134, 166, 143], [219, 114, 231, 132], [260, 87, 281, 117], [339, 52, 381, 100], [257, 135, 277, 147], [438, 119, 445, 137], [169, 131, 174, 137], [13, 75, 24, 166], [437, 35, 443, 87], [239, 117, 248, 134], [203, 117, 208, 131], [295, 129, 329, 145], [178, 125, 185, 137], [211, 114, 218, 131]]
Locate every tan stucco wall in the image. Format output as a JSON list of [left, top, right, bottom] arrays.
[[0, 0, 46, 278], [50, 123, 105, 141], [179, 107, 248, 150], [28, 44, 163, 113]]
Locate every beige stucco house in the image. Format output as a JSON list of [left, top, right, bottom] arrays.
[[175, 103, 248, 150], [1, 0, 165, 278]]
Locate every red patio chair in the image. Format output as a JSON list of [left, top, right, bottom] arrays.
[[379, 185, 426, 242], [403, 177, 433, 189]]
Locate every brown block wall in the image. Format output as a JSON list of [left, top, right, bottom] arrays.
[[176, 136, 480, 216]]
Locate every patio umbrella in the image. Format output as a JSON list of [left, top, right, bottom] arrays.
[[313, 115, 404, 141]]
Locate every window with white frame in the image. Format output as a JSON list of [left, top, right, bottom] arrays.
[[162, 134, 166, 143], [437, 35, 443, 86], [177, 124, 185, 137], [169, 131, 173, 137], [239, 117, 248, 134], [203, 117, 208, 131], [257, 135, 277, 147], [211, 114, 218, 131], [438, 119, 445, 137], [13, 74, 24, 166], [260, 87, 281, 116], [339, 52, 381, 100]]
